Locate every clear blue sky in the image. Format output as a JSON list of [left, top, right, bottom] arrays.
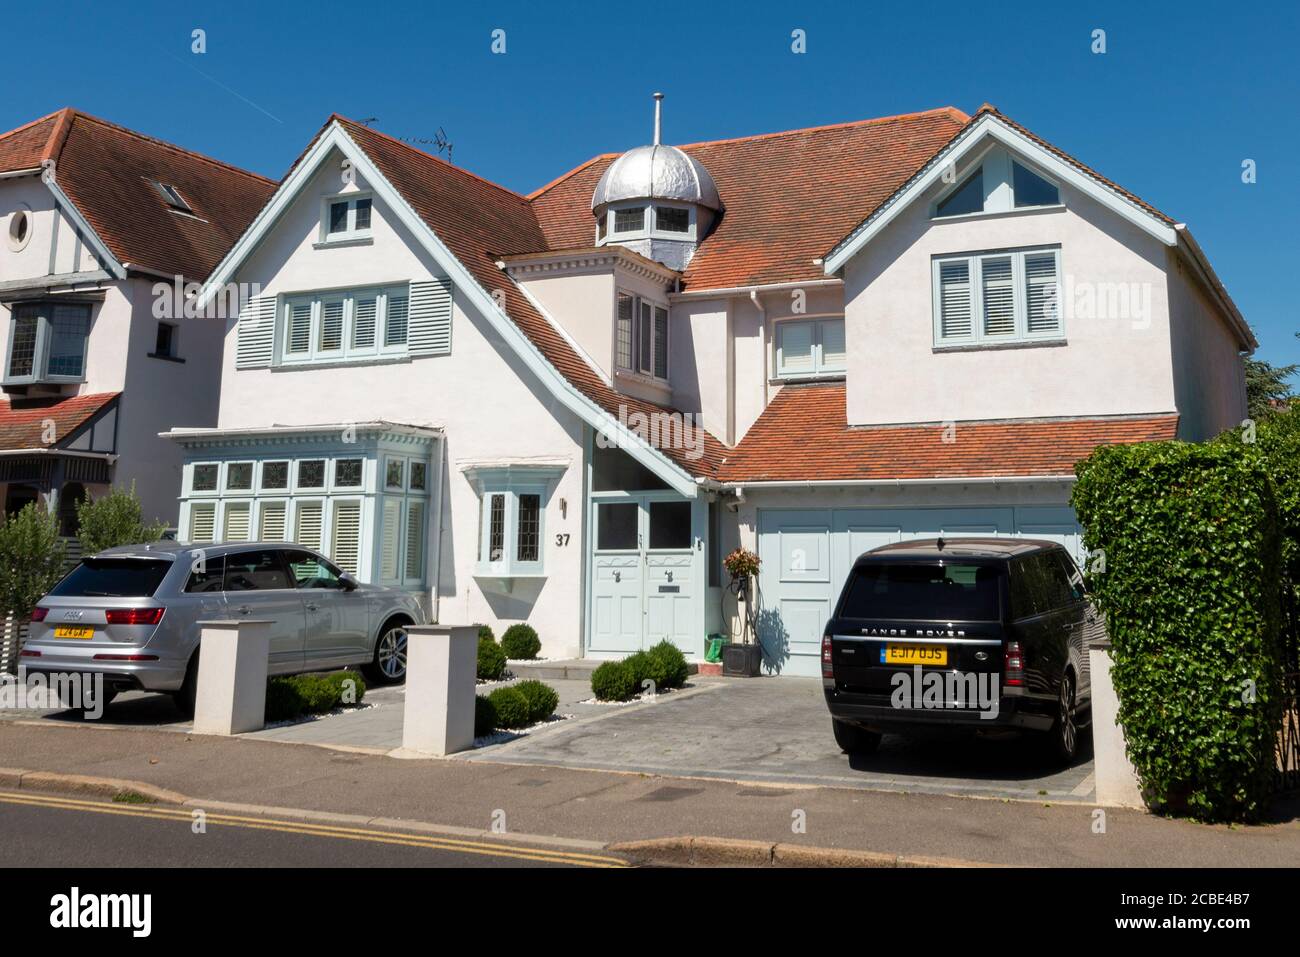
[[7, 0, 1298, 375]]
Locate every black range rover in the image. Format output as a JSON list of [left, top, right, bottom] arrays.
[[822, 538, 1094, 763]]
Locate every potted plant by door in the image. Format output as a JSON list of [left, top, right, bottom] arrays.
[[721, 547, 763, 677]]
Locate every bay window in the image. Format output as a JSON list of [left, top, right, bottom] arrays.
[[4, 301, 92, 385], [933, 247, 1062, 347]]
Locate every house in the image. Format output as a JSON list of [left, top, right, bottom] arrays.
[[166, 99, 1251, 677], [0, 109, 275, 529]]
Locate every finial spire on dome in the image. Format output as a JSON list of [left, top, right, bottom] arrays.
[[653, 92, 663, 146]]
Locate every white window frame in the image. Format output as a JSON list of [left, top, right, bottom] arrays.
[[773, 316, 846, 379], [615, 291, 669, 381], [258, 460, 291, 494], [475, 484, 546, 578], [931, 247, 1064, 348], [930, 147, 1063, 221], [223, 461, 255, 495], [188, 462, 221, 496], [597, 201, 699, 246], [277, 285, 409, 365], [319, 192, 374, 243]]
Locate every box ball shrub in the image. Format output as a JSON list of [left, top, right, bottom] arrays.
[[513, 679, 559, 723], [477, 636, 507, 681], [476, 623, 495, 642], [265, 677, 307, 722], [623, 651, 652, 690], [487, 686, 532, 729], [1072, 440, 1285, 822], [501, 623, 542, 660], [591, 660, 636, 701], [646, 640, 689, 689], [323, 670, 366, 705], [474, 695, 498, 737]]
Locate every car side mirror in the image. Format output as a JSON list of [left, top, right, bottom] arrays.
[[339, 573, 358, 591]]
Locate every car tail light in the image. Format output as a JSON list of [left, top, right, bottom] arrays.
[[93, 654, 160, 661], [104, 608, 165, 626], [821, 633, 834, 679], [1004, 641, 1025, 686], [30, 607, 49, 622], [20, 649, 41, 657]]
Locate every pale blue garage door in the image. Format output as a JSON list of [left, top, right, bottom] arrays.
[[755, 506, 1081, 677]]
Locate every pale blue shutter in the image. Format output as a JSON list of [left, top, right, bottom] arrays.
[[235, 296, 276, 369], [407, 278, 453, 356]]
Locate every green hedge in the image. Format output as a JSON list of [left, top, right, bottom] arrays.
[[1072, 439, 1284, 821], [265, 671, 367, 723], [501, 624, 542, 660], [477, 637, 508, 681]]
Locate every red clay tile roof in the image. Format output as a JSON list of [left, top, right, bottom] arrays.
[[333, 118, 729, 478], [719, 383, 1179, 482], [0, 109, 276, 280], [0, 392, 119, 451], [530, 107, 970, 291]]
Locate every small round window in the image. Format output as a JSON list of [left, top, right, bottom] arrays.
[[7, 208, 31, 251]]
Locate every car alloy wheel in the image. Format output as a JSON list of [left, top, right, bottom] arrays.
[[377, 626, 408, 679], [1057, 671, 1077, 759]]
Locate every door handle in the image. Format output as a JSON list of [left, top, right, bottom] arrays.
[[613, 571, 621, 583], [236, 605, 251, 616], [305, 603, 319, 612]]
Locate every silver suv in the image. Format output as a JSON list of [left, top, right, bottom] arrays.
[[21, 542, 425, 715]]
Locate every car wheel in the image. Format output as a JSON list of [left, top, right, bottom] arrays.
[[364, 621, 409, 685], [1049, 669, 1079, 764], [173, 652, 199, 719], [832, 719, 882, 755]]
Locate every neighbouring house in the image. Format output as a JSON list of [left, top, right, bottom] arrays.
[[164, 98, 1252, 676], [0, 109, 275, 530]]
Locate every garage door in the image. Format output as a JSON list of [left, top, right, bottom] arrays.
[[755, 506, 1081, 676]]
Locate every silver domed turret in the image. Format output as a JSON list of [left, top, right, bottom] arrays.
[[592, 94, 721, 270]]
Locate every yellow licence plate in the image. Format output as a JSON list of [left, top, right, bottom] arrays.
[[53, 626, 94, 640], [881, 643, 947, 666]]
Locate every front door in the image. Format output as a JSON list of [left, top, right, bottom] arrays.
[[590, 495, 695, 655]]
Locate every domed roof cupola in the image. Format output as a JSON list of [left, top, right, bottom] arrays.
[[592, 94, 721, 270]]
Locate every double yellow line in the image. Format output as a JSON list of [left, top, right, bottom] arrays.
[[0, 790, 628, 868]]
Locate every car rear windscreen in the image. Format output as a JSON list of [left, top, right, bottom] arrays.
[[839, 562, 1001, 622], [47, 559, 173, 598]]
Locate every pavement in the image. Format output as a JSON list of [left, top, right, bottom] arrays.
[[2, 717, 1298, 866], [2, 672, 1095, 803]]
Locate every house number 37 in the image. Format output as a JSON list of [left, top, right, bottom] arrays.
[[555, 533, 570, 547]]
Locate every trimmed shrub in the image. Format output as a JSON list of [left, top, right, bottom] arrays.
[[646, 640, 690, 690], [322, 670, 367, 706], [476, 623, 495, 642], [487, 686, 532, 729], [513, 679, 559, 723], [474, 695, 498, 737], [477, 636, 507, 681], [590, 660, 636, 702], [265, 677, 308, 723], [1072, 439, 1284, 821], [264, 671, 366, 722], [623, 651, 652, 689], [501, 623, 542, 660]]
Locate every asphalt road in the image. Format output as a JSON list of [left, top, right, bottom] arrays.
[[0, 791, 628, 868]]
